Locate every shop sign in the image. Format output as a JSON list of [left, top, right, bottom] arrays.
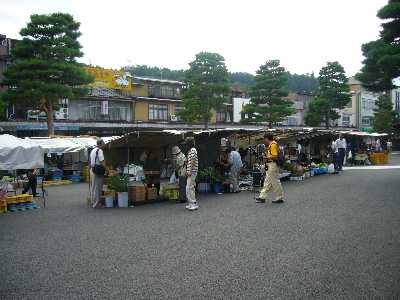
[[85, 67, 133, 91]]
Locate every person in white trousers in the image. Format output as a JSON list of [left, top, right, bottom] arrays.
[[185, 138, 199, 211]]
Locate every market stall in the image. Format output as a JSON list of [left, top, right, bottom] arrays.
[[339, 131, 389, 165], [0, 134, 45, 213], [26, 136, 120, 183]]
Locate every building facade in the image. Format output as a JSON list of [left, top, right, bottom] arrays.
[[337, 77, 381, 131], [283, 92, 315, 126]]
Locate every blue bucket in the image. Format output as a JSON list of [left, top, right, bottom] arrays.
[[213, 182, 222, 193]]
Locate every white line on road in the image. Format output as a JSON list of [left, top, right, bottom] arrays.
[[344, 165, 400, 170]]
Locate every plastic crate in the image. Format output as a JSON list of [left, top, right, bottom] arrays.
[[164, 189, 179, 200]]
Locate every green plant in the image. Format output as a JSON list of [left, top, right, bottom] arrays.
[[198, 167, 224, 184], [109, 175, 128, 192]]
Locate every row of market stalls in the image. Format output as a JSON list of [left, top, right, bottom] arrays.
[[0, 128, 389, 209]]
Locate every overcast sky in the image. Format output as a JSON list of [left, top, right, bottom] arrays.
[[1, 0, 387, 76]]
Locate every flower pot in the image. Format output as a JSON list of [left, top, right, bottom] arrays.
[[105, 196, 114, 208], [117, 192, 128, 207]]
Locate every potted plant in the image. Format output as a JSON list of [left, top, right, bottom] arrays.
[[197, 168, 213, 193], [109, 175, 129, 207], [210, 169, 224, 193]]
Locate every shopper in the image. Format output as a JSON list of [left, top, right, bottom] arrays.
[[335, 135, 346, 170], [22, 169, 39, 197], [330, 139, 338, 171], [89, 139, 106, 208], [185, 138, 199, 211], [256, 133, 284, 204], [226, 147, 243, 193], [172, 145, 187, 203]]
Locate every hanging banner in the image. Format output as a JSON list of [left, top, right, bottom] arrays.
[[101, 101, 109, 115], [85, 67, 132, 91]]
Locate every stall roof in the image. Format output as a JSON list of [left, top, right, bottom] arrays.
[[26, 136, 120, 153], [0, 134, 44, 170]]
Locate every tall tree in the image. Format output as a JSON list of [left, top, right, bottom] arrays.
[[357, 0, 400, 92], [1, 13, 93, 135], [179, 52, 230, 128], [373, 94, 396, 133], [242, 60, 294, 128], [305, 62, 351, 128]]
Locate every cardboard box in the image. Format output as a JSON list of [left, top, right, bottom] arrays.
[[129, 185, 146, 203], [146, 187, 158, 200]]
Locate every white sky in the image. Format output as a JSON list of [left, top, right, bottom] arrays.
[[0, 0, 387, 76]]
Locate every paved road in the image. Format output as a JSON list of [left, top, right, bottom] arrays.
[[1, 161, 399, 299]]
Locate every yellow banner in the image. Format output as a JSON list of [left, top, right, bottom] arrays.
[[85, 67, 132, 91]]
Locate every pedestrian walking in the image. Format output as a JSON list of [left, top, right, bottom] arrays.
[[172, 144, 187, 203], [226, 147, 243, 193], [185, 138, 199, 211], [256, 133, 284, 204], [89, 139, 107, 208], [335, 135, 346, 171], [331, 138, 339, 172]]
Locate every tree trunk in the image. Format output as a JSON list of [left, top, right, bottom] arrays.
[[46, 102, 54, 137]]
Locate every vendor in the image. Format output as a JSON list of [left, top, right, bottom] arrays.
[[22, 169, 39, 197]]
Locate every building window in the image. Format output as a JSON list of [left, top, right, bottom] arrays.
[[287, 116, 298, 126], [395, 91, 400, 112], [362, 116, 373, 126], [174, 103, 183, 121], [149, 103, 168, 121], [148, 85, 181, 99], [76, 100, 129, 121], [342, 115, 350, 127]]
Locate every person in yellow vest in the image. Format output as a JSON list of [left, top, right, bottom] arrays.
[[256, 133, 284, 204]]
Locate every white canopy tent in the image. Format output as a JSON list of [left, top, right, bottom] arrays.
[[25, 136, 120, 154], [0, 134, 44, 170]]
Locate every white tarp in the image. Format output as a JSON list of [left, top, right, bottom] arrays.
[[0, 134, 44, 170], [26, 136, 120, 154]]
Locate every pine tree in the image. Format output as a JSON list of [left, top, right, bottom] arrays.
[[1, 13, 93, 136], [179, 52, 230, 128], [373, 94, 396, 133], [242, 60, 294, 128], [357, 0, 400, 92], [305, 62, 351, 128]]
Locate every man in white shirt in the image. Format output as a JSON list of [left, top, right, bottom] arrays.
[[335, 135, 346, 171], [89, 139, 106, 208]]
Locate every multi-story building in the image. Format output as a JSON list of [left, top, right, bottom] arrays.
[[68, 68, 184, 124], [283, 92, 315, 126], [338, 78, 381, 131], [0, 34, 18, 92]]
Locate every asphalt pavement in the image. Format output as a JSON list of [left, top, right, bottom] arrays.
[[1, 158, 399, 299]]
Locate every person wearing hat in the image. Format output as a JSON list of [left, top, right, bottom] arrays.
[[89, 139, 107, 208], [172, 145, 187, 203]]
